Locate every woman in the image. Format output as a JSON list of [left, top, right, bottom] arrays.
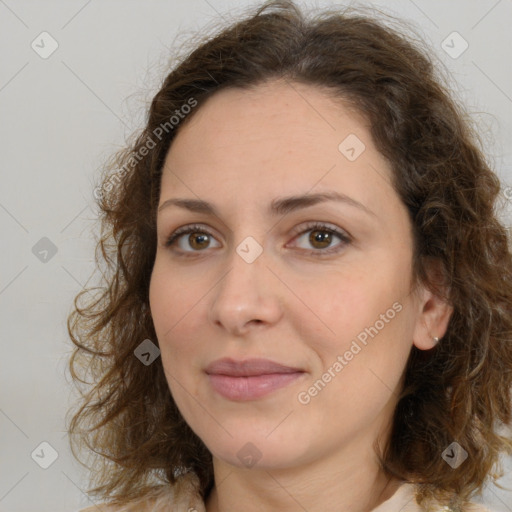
[[68, 1, 512, 511]]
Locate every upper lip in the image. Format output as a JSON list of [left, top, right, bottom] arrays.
[[205, 358, 304, 377]]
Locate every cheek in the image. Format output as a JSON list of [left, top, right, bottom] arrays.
[[297, 257, 413, 396], [149, 285, 204, 418], [149, 258, 206, 333], [301, 264, 405, 344], [298, 294, 413, 429], [149, 262, 204, 376]]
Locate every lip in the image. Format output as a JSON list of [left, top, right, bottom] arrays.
[[205, 357, 303, 377], [205, 358, 306, 401]]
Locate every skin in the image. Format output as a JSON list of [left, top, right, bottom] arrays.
[[149, 79, 453, 512]]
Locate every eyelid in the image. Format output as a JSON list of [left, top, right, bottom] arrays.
[[289, 221, 350, 240], [164, 223, 219, 249], [164, 221, 352, 255], [287, 221, 352, 255]]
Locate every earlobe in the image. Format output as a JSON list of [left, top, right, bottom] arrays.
[[412, 286, 454, 351]]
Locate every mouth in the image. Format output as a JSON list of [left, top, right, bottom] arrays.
[[205, 358, 306, 401]]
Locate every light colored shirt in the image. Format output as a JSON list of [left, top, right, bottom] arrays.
[[77, 472, 493, 512], [372, 482, 491, 512]]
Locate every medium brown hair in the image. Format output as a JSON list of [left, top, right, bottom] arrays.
[[67, 1, 512, 509]]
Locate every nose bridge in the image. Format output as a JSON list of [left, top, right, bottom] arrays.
[[208, 235, 282, 332], [216, 236, 267, 304]]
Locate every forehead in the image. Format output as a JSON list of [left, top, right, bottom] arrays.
[[167, 80, 370, 162], [160, 80, 396, 216]]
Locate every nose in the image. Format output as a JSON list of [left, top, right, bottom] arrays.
[[208, 242, 283, 336]]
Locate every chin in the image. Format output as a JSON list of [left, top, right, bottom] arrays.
[[199, 426, 316, 471]]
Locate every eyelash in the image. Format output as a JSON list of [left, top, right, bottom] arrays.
[[164, 222, 351, 258]]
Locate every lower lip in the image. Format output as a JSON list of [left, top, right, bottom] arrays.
[[207, 372, 305, 401]]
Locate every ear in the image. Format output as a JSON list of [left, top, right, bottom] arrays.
[[412, 259, 454, 350]]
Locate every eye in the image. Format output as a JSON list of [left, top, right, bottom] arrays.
[[289, 222, 351, 256], [164, 222, 351, 257], [164, 224, 220, 254]]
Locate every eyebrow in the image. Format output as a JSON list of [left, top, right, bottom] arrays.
[[158, 191, 376, 218]]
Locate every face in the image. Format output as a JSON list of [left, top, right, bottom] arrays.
[[149, 79, 429, 471]]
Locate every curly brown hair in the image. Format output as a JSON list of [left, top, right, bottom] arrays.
[[66, 1, 512, 510]]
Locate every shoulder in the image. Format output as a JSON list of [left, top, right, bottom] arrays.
[[77, 501, 152, 512], [77, 505, 121, 512], [76, 496, 171, 512], [75, 472, 205, 512], [464, 503, 494, 512], [374, 482, 496, 512]]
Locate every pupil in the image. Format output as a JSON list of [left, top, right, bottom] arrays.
[[310, 230, 331, 248], [190, 233, 209, 249]]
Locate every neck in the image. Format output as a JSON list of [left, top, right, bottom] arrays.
[[204, 440, 402, 512]]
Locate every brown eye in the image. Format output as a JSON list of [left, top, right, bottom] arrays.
[[309, 229, 333, 249], [291, 222, 351, 256], [165, 225, 221, 253], [188, 232, 210, 250]]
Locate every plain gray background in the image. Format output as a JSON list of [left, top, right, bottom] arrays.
[[1, 1, 511, 511]]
